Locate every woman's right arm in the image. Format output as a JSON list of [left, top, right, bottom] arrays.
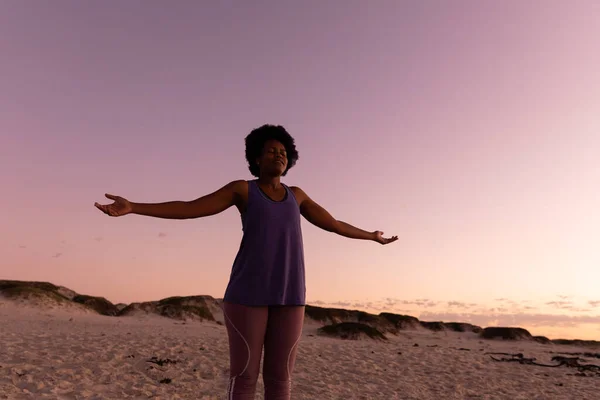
[[96, 180, 246, 219], [132, 180, 245, 219]]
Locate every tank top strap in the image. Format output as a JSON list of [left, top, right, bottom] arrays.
[[281, 183, 297, 204], [248, 179, 266, 201]]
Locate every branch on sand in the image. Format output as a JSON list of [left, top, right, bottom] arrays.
[[486, 352, 600, 376]]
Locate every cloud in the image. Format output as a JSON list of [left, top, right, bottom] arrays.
[[493, 298, 521, 306], [384, 297, 399, 306], [332, 297, 584, 317], [419, 311, 600, 330], [158, 232, 167, 238], [546, 301, 573, 309], [322, 298, 442, 314], [52, 253, 63, 258], [94, 236, 104, 242], [588, 300, 600, 308], [399, 299, 439, 308], [447, 301, 471, 308], [18, 244, 27, 249], [369, 299, 438, 310], [331, 301, 352, 307]]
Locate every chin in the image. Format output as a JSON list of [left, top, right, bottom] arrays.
[[271, 166, 286, 176]]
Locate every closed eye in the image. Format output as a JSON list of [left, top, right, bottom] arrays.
[[268, 148, 287, 157]]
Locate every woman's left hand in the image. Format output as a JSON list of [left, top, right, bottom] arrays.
[[373, 231, 398, 245]]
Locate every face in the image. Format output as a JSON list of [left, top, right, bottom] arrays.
[[257, 139, 288, 176]]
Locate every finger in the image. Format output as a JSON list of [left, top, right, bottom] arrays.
[[105, 193, 118, 200], [95, 202, 113, 216]]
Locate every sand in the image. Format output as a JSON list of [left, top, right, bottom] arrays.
[[1, 303, 598, 399]]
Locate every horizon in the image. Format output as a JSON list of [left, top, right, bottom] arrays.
[[2, 278, 597, 342], [2, 1, 599, 341]]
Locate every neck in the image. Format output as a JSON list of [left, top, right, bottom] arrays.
[[257, 175, 281, 189]]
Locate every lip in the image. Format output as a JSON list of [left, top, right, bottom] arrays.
[[274, 160, 285, 165]]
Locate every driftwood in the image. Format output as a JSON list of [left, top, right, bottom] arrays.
[[146, 356, 178, 367], [486, 352, 600, 375], [549, 351, 600, 360]]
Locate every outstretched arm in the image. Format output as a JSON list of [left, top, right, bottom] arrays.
[[95, 180, 245, 219], [291, 187, 398, 244]]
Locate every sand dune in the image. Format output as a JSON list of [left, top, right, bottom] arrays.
[[1, 280, 597, 347], [1, 281, 599, 399]]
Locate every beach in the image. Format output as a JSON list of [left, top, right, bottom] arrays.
[[1, 303, 598, 399]]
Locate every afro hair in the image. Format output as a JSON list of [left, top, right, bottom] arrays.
[[245, 124, 299, 177]]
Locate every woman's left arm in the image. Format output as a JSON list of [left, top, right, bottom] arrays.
[[290, 186, 398, 245]]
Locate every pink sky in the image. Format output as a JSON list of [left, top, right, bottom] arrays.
[[1, 1, 599, 340]]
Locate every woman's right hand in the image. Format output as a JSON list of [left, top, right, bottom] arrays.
[[94, 193, 133, 217]]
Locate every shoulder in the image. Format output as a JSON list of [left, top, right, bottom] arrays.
[[225, 180, 250, 210], [288, 185, 304, 195], [288, 186, 309, 204], [224, 180, 249, 197], [228, 179, 249, 189]]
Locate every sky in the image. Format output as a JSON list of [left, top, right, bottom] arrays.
[[1, 1, 599, 340]]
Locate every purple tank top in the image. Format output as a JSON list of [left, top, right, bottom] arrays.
[[223, 180, 306, 306]]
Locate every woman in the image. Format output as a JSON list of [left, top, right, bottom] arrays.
[[94, 124, 398, 399]]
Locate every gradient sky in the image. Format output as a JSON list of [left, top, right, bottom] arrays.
[[2, 1, 599, 340]]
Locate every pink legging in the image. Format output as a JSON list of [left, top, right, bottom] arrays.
[[223, 302, 305, 400]]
